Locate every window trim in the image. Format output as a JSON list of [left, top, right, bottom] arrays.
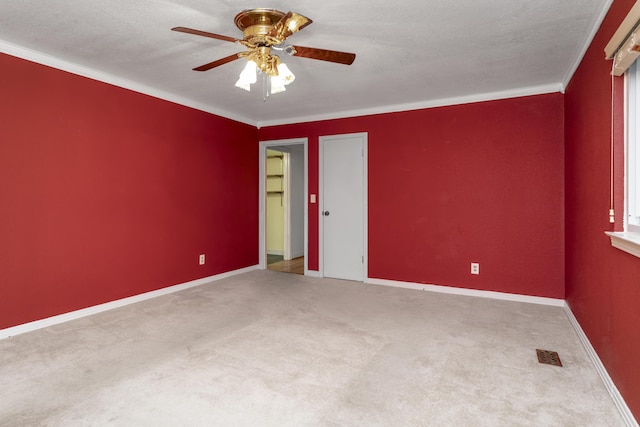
[[607, 63, 640, 259], [606, 232, 640, 258]]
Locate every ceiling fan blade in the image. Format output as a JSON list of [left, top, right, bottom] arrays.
[[267, 11, 313, 41], [193, 53, 242, 71], [291, 46, 356, 65], [172, 27, 239, 43]]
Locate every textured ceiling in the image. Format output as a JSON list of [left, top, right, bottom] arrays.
[[0, 0, 612, 127]]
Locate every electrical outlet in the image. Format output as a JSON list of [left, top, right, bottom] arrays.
[[471, 262, 480, 275], [199, 254, 205, 265]]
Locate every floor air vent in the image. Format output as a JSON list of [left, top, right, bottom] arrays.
[[536, 349, 563, 367]]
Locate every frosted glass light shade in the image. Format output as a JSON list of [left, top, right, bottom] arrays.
[[277, 63, 295, 85], [270, 75, 287, 94], [235, 61, 257, 91], [235, 60, 294, 96]]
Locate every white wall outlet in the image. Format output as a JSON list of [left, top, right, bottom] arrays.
[[310, 194, 316, 203], [199, 254, 205, 265], [471, 262, 480, 275]]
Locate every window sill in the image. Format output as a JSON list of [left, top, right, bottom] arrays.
[[605, 231, 640, 259]]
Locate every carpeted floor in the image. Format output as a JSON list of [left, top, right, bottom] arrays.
[[0, 270, 626, 426]]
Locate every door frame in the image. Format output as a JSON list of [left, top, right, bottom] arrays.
[[281, 152, 291, 260], [259, 137, 309, 274], [319, 132, 368, 280]]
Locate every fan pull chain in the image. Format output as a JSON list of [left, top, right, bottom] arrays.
[[262, 72, 270, 102]]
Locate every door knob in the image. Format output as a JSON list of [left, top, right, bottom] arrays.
[[322, 211, 330, 216]]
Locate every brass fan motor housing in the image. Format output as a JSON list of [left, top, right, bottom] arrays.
[[234, 9, 285, 40]]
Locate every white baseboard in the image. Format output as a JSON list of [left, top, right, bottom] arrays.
[[267, 250, 284, 256], [564, 304, 639, 427], [304, 270, 321, 278], [365, 277, 565, 306], [0, 265, 259, 340]]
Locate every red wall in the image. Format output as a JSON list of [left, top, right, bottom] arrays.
[[260, 93, 565, 298], [2, 5, 637, 418], [565, 0, 640, 419], [0, 53, 258, 330]]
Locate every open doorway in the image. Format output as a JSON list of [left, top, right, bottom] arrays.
[[259, 138, 308, 275], [265, 147, 303, 274]]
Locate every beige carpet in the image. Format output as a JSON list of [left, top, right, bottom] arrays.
[[0, 270, 625, 426]]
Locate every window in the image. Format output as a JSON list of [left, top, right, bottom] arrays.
[[603, 3, 640, 257], [606, 61, 640, 258]]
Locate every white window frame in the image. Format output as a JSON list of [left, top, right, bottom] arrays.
[[606, 61, 640, 258]]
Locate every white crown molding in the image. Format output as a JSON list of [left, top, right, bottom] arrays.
[[564, 303, 639, 427], [257, 83, 564, 128], [4, 32, 606, 130], [365, 277, 565, 306], [562, 0, 614, 90], [0, 40, 257, 127], [0, 265, 259, 340], [1, 39, 567, 129]]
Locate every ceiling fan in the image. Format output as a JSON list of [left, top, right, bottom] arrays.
[[172, 8, 356, 94]]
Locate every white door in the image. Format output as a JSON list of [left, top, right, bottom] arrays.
[[320, 133, 367, 281]]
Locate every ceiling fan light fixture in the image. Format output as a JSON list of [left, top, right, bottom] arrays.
[[173, 8, 355, 100]]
